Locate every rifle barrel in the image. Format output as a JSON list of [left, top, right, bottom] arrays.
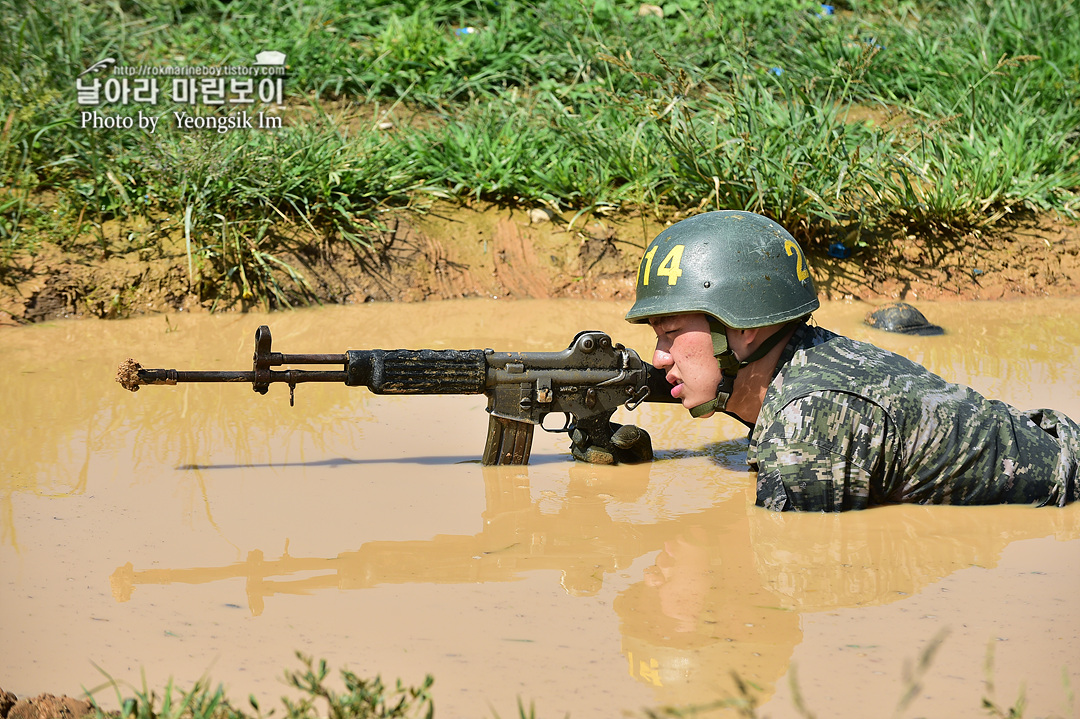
[[136, 368, 348, 385], [269, 353, 347, 365]]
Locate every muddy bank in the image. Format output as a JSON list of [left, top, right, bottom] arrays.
[[2, 205, 1078, 326]]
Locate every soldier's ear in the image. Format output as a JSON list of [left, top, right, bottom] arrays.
[[731, 327, 757, 351]]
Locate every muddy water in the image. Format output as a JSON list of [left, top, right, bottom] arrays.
[[2, 298, 1079, 719]]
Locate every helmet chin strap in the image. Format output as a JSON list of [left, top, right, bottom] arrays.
[[688, 320, 793, 418]]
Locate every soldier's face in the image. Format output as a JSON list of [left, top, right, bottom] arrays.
[[648, 313, 722, 416]]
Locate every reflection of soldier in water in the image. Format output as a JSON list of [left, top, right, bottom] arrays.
[[109, 462, 1079, 710], [614, 495, 1080, 709], [616, 519, 800, 710]]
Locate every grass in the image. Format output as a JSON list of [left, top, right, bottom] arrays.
[[1, 0, 1077, 307], [88, 654, 436, 719], [80, 639, 1071, 719]]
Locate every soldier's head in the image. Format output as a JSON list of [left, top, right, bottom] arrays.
[[625, 211, 819, 417]]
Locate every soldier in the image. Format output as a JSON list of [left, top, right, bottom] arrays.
[[579, 210, 1080, 511]]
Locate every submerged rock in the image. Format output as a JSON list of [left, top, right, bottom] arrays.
[[864, 301, 944, 335]]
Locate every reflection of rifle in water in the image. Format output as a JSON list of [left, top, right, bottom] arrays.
[[108, 466, 734, 615], [117, 326, 663, 465]]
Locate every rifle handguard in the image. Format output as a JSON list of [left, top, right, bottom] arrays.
[[345, 349, 487, 394]]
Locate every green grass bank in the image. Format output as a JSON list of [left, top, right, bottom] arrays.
[[1, 0, 1077, 308]]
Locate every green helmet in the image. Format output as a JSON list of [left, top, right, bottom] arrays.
[[626, 211, 819, 418], [626, 211, 819, 328]]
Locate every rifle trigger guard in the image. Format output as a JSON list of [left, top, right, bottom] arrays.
[[540, 412, 573, 434], [624, 385, 649, 411]]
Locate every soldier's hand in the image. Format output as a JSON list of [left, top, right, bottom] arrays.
[[570, 422, 653, 465]]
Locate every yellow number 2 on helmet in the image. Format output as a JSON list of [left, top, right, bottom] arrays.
[[784, 239, 810, 282]]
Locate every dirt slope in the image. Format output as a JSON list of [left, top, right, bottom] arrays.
[[2, 205, 1078, 326]]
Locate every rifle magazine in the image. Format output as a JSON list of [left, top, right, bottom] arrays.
[[482, 415, 535, 466]]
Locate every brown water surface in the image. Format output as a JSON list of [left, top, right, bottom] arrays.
[[2, 299, 1079, 718]]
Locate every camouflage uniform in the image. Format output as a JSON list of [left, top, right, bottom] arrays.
[[751, 324, 1080, 512]]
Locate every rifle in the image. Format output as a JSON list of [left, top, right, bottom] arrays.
[[116, 325, 655, 466]]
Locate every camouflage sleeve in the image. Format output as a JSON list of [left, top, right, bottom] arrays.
[[1018, 408, 1080, 506], [753, 392, 892, 512]]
